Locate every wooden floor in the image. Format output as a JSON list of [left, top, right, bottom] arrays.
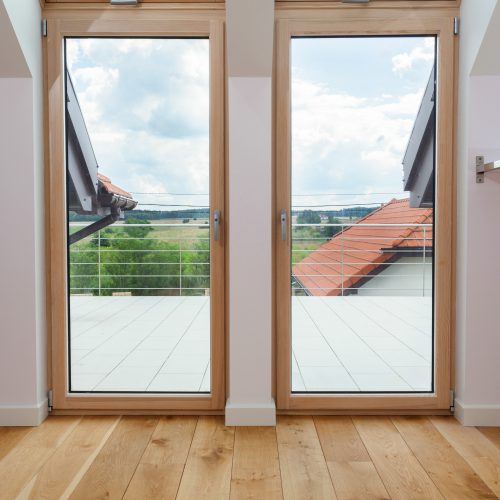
[[0, 416, 499, 499]]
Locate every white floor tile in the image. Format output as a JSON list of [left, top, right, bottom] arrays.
[[350, 372, 412, 392], [70, 373, 105, 391], [377, 349, 430, 367], [159, 356, 209, 374], [293, 349, 342, 367], [300, 366, 358, 391], [393, 366, 432, 391], [95, 366, 160, 392], [120, 349, 172, 368], [148, 373, 204, 392], [71, 296, 432, 395]]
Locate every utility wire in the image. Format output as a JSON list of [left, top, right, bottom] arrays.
[[131, 191, 403, 197]]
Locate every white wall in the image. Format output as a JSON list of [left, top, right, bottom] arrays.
[[225, 0, 275, 425], [0, 0, 46, 425], [455, 0, 500, 425], [357, 257, 432, 297], [2, 0, 500, 427]]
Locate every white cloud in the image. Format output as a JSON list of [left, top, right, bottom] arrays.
[[291, 75, 425, 204], [392, 38, 434, 76], [66, 38, 210, 208]]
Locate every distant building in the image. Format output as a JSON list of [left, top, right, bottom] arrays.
[[292, 198, 433, 297]]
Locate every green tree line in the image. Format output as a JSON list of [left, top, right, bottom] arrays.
[[69, 218, 209, 296]]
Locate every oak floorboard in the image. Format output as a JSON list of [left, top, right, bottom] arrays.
[[176, 416, 234, 500], [393, 416, 496, 499], [478, 427, 500, 449], [277, 416, 337, 500], [0, 417, 80, 500], [123, 416, 198, 500], [230, 426, 283, 500], [314, 416, 389, 500], [431, 417, 500, 497], [353, 416, 443, 499], [0, 427, 33, 462], [69, 416, 158, 500], [17, 416, 119, 500]]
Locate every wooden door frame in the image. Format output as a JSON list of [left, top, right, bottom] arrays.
[[44, 5, 226, 411], [274, 9, 457, 411]]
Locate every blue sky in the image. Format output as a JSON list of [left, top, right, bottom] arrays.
[[67, 36, 435, 212]]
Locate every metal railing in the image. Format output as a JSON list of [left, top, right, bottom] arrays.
[[69, 220, 432, 298], [291, 222, 433, 297], [69, 222, 210, 296]]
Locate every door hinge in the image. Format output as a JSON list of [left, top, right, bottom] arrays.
[[48, 389, 53, 412], [449, 389, 455, 412], [454, 17, 460, 36], [42, 18, 47, 38]]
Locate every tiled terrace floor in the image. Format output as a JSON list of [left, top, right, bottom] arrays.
[[70, 295, 432, 393]]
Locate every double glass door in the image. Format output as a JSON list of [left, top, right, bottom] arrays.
[[48, 11, 454, 413]]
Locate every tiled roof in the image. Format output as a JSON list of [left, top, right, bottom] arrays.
[[292, 198, 433, 296], [97, 173, 134, 200]]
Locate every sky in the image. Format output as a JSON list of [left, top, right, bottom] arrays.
[[66, 36, 435, 213], [66, 37, 210, 212], [291, 36, 435, 211]]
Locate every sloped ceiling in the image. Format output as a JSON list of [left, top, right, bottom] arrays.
[[472, 0, 500, 75], [0, 1, 30, 77]]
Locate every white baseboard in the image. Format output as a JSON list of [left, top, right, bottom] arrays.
[[0, 399, 49, 426], [454, 398, 500, 426], [225, 399, 276, 426]]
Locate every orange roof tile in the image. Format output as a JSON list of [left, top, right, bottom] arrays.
[[292, 198, 433, 296], [97, 173, 134, 199]]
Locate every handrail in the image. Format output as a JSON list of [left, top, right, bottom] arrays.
[[292, 223, 432, 227], [68, 221, 432, 298], [69, 222, 209, 228]]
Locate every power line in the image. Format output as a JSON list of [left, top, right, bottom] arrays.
[[131, 192, 209, 196], [292, 202, 384, 208], [131, 191, 402, 197], [292, 192, 402, 197], [136, 202, 209, 208]]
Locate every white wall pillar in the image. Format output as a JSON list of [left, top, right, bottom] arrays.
[[0, 0, 46, 426], [225, 0, 275, 425], [455, 0, 500, 426]]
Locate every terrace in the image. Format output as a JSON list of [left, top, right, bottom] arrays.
[[69, 218, 433, 393]]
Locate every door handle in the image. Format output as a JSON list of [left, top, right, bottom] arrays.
[[213, 209, 221, 241], [281, 209, 287, 241]]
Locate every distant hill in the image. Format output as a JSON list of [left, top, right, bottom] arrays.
[[69, 208, 210, 222], [291, 206, 378, 219]]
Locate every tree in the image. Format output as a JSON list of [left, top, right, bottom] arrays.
[[297, 210, 321, 226], [323, 216, 342, 238], [69, 217, 211, 297]]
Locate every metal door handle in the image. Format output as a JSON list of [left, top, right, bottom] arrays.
[[213, 209, 221, 241], [281, 209, 287, 241]]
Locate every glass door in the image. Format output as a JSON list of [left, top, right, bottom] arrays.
[[66, 37, 214, 394], [47, 14, 225, 411], [276, 17, 454, 411]]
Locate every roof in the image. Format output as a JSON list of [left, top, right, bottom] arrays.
[[66, 70, 137, 215], [402, 66, 435, 208], [292, 198, 433, 296], [97, 173, 133, 199], [96, 173, 137, 212]]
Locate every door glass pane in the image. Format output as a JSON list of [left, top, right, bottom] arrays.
[[65, 38, 211, 393], [291, 36, 436, 393]]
